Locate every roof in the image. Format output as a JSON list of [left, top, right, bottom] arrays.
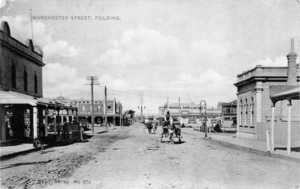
[[270, 85, 300, 102], [0, 90, 77, 110], [0, 90, 37, 106]]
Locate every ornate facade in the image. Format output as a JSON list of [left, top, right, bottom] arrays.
[[234, 39, 300, 146]]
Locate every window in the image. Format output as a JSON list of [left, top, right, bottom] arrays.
[[245, 99, 248, 125], [23, 69, 28, 91], [251, 97, 255, 126], [34, 73, 38, 93], [11, 64, 16, 88], [82, 106, 85, 111], [240, 99, 243, 125]]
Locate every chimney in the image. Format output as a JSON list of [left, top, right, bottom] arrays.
[[287, 38, 297, 85]]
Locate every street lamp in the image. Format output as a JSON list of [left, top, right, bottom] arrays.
[[200, 100, 207, 138]]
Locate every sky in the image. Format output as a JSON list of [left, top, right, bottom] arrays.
[[1, 0, 300, 114]]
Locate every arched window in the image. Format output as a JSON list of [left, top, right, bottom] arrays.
[[251, 97, 255, 126], [240, 99, 243, 125], [11, 64, 16, 88], [23, 68, 28, 91], [34, 72, 38, 93]]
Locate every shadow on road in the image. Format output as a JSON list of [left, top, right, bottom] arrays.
[[0, 160, 52, 170], [95, 131, 108, 134]]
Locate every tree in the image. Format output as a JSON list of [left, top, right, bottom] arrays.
[[128, 110, 135, 119]]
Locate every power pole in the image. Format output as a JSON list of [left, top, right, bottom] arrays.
[[141, 95, 143, 122], [167, 96, 169, 112], [105, 86, 108, 131], [138, 94, 145, 123], [178, 97, 181, 121], [86, 76, 99, 134]]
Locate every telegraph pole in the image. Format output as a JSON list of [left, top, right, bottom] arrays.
[[178, 97, 181, 121], [86, 76, 99, 134], [141, 95, 143, 122], [138, 94, 145, 123], [167, 96, 169, 111], [30, 9, 34, 42], [105, 86, 108, 131], [200, 100, 207, 137]]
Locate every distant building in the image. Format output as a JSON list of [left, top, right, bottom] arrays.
[[220, 100, 237, 121], [159, 102, 221, 120], [70, 98, 123, 126], [234, 39, 300, 147]]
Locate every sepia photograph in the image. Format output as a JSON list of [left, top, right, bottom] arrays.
[[0, 0, 300, 188]]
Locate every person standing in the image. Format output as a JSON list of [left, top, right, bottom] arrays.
[[163, 111, 174, 142], [79, 120, 84, 142]]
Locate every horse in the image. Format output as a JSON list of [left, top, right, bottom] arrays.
[[151, 122, 158, 134]]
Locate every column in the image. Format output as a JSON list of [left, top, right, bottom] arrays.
[[38, 107, 43, 138], [0, 105, 6, 141], [66, 109, 69, 123], [54, 109, 58, 134], [45, 108, 48, 136], [270, 104, 275, 152], [33, 106, 38, 139], [120, 116, 121, 127], [113, 116, 116, 126], [61, 110, 64, 125], [287, 101, 292, 155], [71, 110, 74, 123], [255, 82, 263, 123], [76, 109, 78, 122], [237, 99, 240, 132]]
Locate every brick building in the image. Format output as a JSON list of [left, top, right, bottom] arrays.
[[234, 39, 300, 147], [219, 100, 237, 126], [0, 21, 77, 143], [70, 98, 123, 126]]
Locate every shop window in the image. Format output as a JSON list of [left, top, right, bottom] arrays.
[[11, 64, 16, 88]]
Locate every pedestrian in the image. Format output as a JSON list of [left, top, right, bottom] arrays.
[[79, 120, 84, 142]]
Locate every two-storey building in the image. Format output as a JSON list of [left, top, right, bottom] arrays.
[[0, 21, 77, 144], [70, 99, 123, 126]]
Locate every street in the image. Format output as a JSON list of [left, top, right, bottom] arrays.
[[1, 123, 300, 189]]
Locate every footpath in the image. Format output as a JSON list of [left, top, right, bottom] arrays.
[[0, 126, 115, 160], [206, 132, 300, 162]]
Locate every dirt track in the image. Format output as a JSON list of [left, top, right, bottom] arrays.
[[0, 128, 131, 189]]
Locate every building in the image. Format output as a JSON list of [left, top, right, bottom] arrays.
[[234, 39, 300, 148], [70, 98, 123, 126], [0, 21, 77, 144], [159, 102, 221, 120], [219, 100, 237, 122]]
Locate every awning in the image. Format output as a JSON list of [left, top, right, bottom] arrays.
[[270, 85, 300, 102], [0, 90, 37, 106]]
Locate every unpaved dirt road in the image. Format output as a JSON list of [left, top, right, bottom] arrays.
[[1, 123, 300, 189]]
